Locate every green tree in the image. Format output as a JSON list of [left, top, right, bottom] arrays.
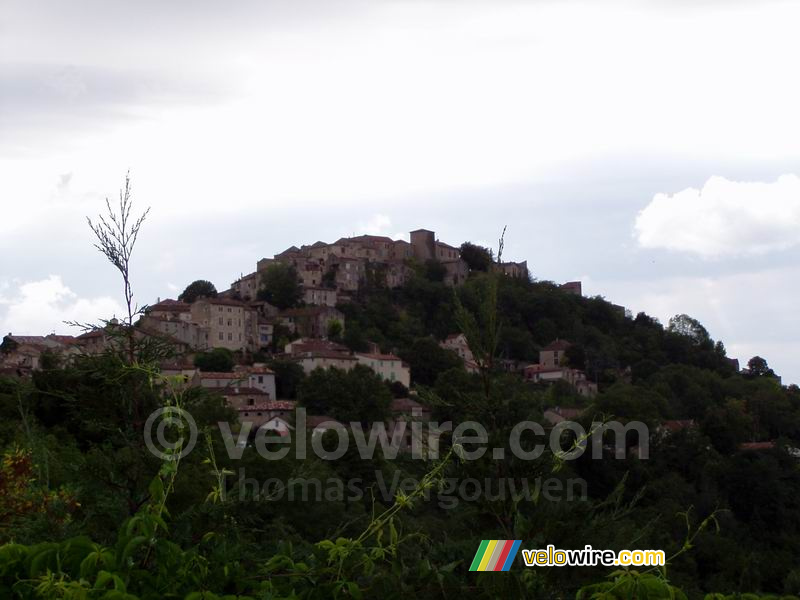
[[268, 357, 306, 399], [257, 263, 302, 309], [398, 337, 463, 387], [327, 318, 343, 341], [459, 241, 493, 272], [746, 355, 776, 378], [298, 365, 391, 422], [668, 313, 711, 346], [193, 347, 235, 372], [178, 279, 217, 303]]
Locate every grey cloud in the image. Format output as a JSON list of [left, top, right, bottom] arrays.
[[0, 63, 229, 154]]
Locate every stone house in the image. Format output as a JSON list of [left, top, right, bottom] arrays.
[[354, 352, 411, 388], [279, 306, 344, 339], [191, 297, 254, 352], [303, 287, 338, 307]]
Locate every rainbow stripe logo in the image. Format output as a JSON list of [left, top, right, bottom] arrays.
[[469, 540, 522, 572]]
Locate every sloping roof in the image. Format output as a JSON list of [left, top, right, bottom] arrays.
[[8, 335, 49, 345], [435, 240, 459, 251], [204, 297, 248, 307], [542, 339, 572, 352], [739, 441, 776, 451], [298, 351, 357, 361], [77, 329, 104, 340], [662, 419, 696, 433], [356, 352, 403, 362], [306, 415, 343, 428], [555, 407, 583, 419], [46, 335, 78, 345], [237, 400, 296, 411], [349, 234, 394, 243], [221, 387, 270, 396], [444, 333, 465, 342], [200, 372, 246, 379], [281, 306, 341, 318], [149, 299, 190, 312], [391, 397, 428, 413], [287, 338, 349, 355]]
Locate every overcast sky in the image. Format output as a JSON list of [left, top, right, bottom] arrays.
[[1, 0, 798, 383]]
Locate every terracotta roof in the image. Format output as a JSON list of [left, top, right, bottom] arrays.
[[200, 372, 248, 379], [739, 441, 776, 451], [444, 333, 465, 342], [237, 400, 296, 411], [287, 338, 349, 355], [203, 297, 248, 307], [542, 339, 572, 352], [77, 329, 104, 339], [306, 415, 343, 428], [662, 420, 696, 433], [349, 234, 394, 243], [356, 352, 403, 362], [7, 335, 48, 345], [246, 366, 275, 375], [46, 334, 77, 345], [435, 240, 459, 251], [149, 299, 190, 312], [391, 398, 428, 413], [554, 407, 583, 419]]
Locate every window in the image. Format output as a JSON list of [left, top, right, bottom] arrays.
[[218, 317, 223, 325], [218, 332, 224, 340], [248, 399, 255, 406], [228, 307, 232, 313], [228, 333, 232, 341], [258, 376, 263, 383]]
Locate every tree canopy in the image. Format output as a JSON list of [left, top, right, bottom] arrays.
[[257, 263, 302, 309], [459, 241, 493, 272], [178, 279, 218, 303]]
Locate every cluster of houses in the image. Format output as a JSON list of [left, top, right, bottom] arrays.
[[1, 227, 609, 442], [230, 228, 528, 301], [440, 333, 599, 397]]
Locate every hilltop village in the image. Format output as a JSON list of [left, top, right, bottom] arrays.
[[2, 228, 600, 435]]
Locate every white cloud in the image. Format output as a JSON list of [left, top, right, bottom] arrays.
[[357, 214, 392, 236], [0, 275, 125, 335], [635, 175, 800, 258]]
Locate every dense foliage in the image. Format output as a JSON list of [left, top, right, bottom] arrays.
[[257, 264, 302, 309], [178, 280, 218, 304], [1, 263, 799, 598]]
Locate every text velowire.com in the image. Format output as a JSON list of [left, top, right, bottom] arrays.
[[145, 406, 650, 507], [470, 541, 666, 571], [144, 406, 650, 463], [521, 545, 665, 568]]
